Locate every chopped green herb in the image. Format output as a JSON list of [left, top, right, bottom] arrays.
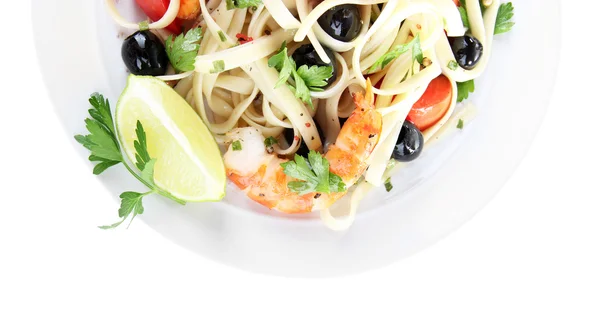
[[138, 20, 150, 31], [165, 27, 203, 72], [384, 178, 393, 192], [218, 31, 227, 42], [368, 34, 423, 73], [210, 60, 225, 73], [281, 151, 346, 195], [232, 140, 242, 151], [75, 95, 186, 229], [495, 2, 515, 35], [456, 79, 475, 102], [268, 42, 332, 108], [457, 119, 464, 129], [264, 136, 278, 147], [448, 60, 459, 71], [226, 0, 262, 10]]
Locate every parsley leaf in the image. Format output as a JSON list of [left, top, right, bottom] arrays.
[[308, 151, 330, 193], [368, 34, 423, 73], [296, 65, 333, 91], [118, 192, 146, 218], [140, 159, 157, 186], [269, 45, 294, 88], [284, 154, 316, 181], [456, 80, 475, 102], [131, 121, 157, 185], [88, 93, 116, 136], [286, 181, 316, 195], [134, 121, 151, 171], [232, 140, 242, 151], [226, 0, 262, 10], [495, 2, 515, 35], [98, 191, 149, 229], [92, 160, 120, 175], [264, 136, 278, 147], [412, 34, 424, 65], [76, 94, 186, 230], [289, 69, 313, 108], [165, 27, 203, 72], [457, 119, 464, 129], [268, 42, 332, 108], [267, 41, 288, 70], [328, 173, 346, 193], [74, 93, 122, 173], [280, 151, 347, 195]]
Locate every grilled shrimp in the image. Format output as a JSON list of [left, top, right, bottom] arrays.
[[223, 81, 382, 213]]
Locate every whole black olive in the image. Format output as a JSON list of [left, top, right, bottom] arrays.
[[291, 44, 338, 87], [284, 123, 325, 158], [391, 121, 424, 162], [318, 4, 362, 42], [121, 30, 168, 76], [448, 35, 483, 70]]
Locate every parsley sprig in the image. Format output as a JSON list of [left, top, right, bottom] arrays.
[[268, 42, 333, 109], [75, 94, 185, 229], [281, 151, 346, 195], [165, 27, 203, 72], [494, 2, 515, 35], [368, 34, 423, 73], [226, 0, 262, 10]]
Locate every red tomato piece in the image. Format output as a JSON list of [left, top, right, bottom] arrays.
[[135, 0, 182, 34], [407, 74, 453, 131]]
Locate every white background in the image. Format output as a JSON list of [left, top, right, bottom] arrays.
[[1, 1, 598, 323]]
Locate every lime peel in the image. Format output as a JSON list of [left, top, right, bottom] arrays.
[[116, 75, 226, 202]]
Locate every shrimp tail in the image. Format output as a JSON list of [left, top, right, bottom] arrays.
[[352, 78, 375, 110], [322, 79, 382, 205]]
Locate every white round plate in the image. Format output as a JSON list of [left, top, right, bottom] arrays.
[[33, 0, 560, 277]]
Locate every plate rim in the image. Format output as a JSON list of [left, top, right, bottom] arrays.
[[32, 0, 562, 277]]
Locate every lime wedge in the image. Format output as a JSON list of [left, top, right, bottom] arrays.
[[115, 75, 226, 202]]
